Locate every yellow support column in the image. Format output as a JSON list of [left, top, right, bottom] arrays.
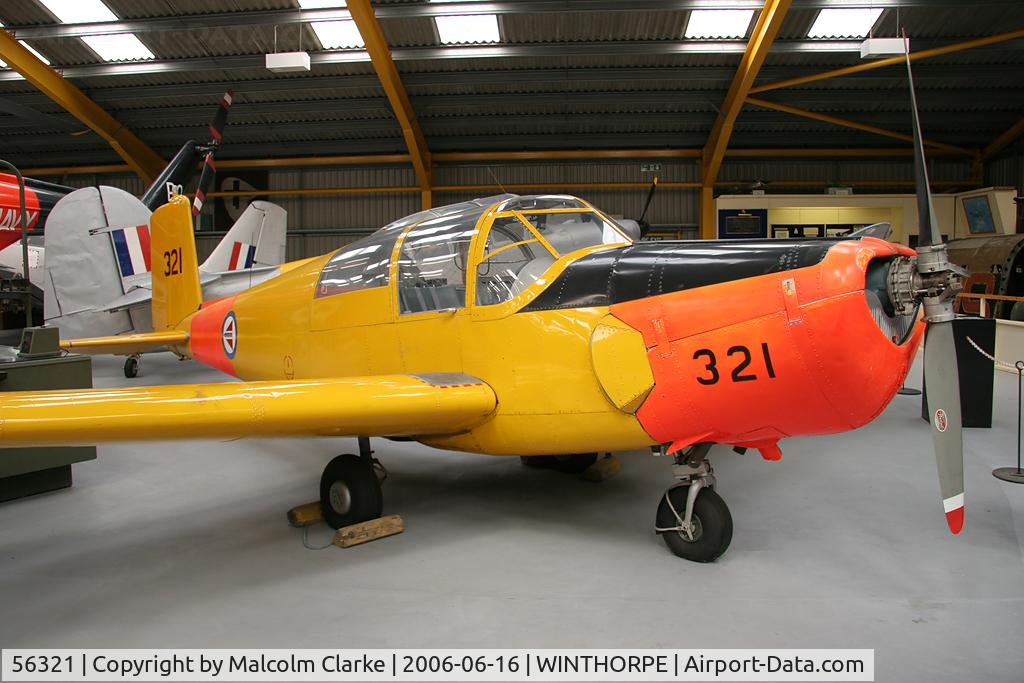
[[0, 30, 164, 183]]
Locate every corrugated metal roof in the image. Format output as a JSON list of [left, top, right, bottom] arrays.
[[1, 0, 1022, 172]]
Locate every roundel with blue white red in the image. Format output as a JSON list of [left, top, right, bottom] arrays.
[[221, 311, 238, 359]]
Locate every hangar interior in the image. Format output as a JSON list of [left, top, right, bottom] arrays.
[[0, 1, 1023, 681]]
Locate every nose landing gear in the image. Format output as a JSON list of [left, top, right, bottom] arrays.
[[655, 443, 733, 562]]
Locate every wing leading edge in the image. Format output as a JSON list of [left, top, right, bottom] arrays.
[[0, 373, 496, 447]]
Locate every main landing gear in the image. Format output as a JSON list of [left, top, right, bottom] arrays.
[[655, 442, 733, 563], [123, 354, 141, 378], [319, 436, 387, 529]]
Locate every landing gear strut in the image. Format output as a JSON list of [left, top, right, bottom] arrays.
[[319, 437, 386, 529], [655, 443, 733, 563], [123, 354, 140, 378]]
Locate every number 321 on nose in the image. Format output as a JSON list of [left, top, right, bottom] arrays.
[[693, 343, 776, 385]]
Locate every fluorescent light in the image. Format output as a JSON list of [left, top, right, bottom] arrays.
[[297, 0, 347, 7], [436, 14, 500, 44], [309, 20, 364, 48], [808, 8, 884, 38], [36, 0, 117, 24], [83, 34, 154, 61], [685, 9, 754, 39]]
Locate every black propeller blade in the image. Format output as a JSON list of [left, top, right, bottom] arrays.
[[636, 176, 659, 238], [192, 91, 233, 219]]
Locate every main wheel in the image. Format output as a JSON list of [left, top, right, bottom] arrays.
[[656, 487, 732, 563], [319, 454, 383, 529], [520, 453, 598, 474], [123, 356, 139, 378]]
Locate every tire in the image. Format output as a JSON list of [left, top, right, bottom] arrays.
[[1010, 300, 1024, 322], [123, 356, 139, 378], [656, 487, 733, 563], [520, 453, 598, 474], [319, 454, 383, 530]]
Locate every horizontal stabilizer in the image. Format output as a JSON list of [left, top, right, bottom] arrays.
[[0, 373, 496, 446], [60, 330, 189, 356]]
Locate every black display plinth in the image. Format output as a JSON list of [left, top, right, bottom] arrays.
[[922, 316, 995, 429]]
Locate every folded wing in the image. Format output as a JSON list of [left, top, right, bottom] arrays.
[[0, 372, 496, 446]]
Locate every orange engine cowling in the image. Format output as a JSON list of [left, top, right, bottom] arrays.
[[612, 237, 923, 460]]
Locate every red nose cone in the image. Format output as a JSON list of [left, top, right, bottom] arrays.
[[945, 506, 964, 535]]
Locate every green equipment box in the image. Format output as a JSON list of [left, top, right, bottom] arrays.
[[0, 327, 96, 502]]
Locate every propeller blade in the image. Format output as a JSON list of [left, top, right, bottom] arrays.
[[192, 152, 216, 218], [638, 176, 659, 224], [924, 321, 965, 534], [903, 33, 940, 249], [209, 90, 233, 145]]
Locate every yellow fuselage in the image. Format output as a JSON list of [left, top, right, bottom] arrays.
[[188, 246, 655, 455]]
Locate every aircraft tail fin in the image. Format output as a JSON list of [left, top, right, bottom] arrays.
[[139, 140, 198, 213], [199, 200, 287, 273], [150, 195, 202, 331]]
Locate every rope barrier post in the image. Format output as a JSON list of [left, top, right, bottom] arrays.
[[993, 360, 1024, 484]]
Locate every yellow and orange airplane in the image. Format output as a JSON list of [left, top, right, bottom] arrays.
[[0, 172, 964, 562], [0, 42, 968, 563]]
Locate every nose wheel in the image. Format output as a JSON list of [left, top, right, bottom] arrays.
[[123, 354, 140, 378], [655, 444, 733, 562]]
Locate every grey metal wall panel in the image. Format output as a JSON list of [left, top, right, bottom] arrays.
[[987, 153, 1024, 192]]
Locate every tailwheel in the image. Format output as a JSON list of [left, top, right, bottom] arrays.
[[123, 355, 140, 378], [319, 454, 383, 530], [656, 486, 732, 563], [520, 453, 598, 474]]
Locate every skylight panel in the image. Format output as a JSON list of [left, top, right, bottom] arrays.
[[431, 0, 500, 45], [83, 34, 154, 61], [309, 20, 364, 48], [807, 8, 884, 38], [435, 15, 500, 44], [37, 0, 155, 63], [297, 0, 346, 7], [685, 10, 754, 39], [296, 1, 363, 49], [21, 42, 51, 65], [36, 0, 117, 24], [0, 22, 47, 68]]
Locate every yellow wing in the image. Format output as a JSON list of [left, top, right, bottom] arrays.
[[0, 373, 495, 447], [60, 330, 189, 356]]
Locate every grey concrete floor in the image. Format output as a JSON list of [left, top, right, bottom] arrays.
[[1, 352, 1023, 682]]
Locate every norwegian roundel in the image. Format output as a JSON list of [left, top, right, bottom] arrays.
[[221, 311, 238, 359]]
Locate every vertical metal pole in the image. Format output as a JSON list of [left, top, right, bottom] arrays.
[[1017, 362, 1023, 474]]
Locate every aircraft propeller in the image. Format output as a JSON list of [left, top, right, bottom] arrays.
[[636, 176, 659, 238], [891, 33, 968, 533], [192, 90, 234, 219]]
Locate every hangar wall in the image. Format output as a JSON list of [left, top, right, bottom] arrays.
[[987, 151, 1024, 195], [51, 155, 978, 261]]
